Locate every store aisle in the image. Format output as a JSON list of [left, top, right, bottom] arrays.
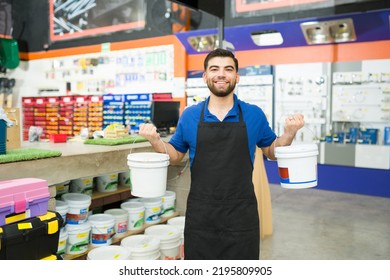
[[260, 184, 390, 260]]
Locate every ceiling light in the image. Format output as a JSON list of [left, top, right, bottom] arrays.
[[251, 30, 284, 46], [301, 18, 356, 45]]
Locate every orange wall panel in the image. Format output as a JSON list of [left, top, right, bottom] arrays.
[[187, 40, 390, 70]]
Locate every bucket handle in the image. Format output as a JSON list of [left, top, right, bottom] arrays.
[[278, 114, 319, 143], [130, 134, 169, 155]]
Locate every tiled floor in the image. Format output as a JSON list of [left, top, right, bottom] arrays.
[[260, 184, 390, 260]]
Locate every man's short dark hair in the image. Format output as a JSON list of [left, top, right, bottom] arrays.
[[203, 48, 238, 71]]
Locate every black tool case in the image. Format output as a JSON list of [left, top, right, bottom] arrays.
[[0, 211, 63, 260]]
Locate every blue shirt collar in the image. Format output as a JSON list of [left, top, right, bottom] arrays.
[[204, 94, 239, 121]]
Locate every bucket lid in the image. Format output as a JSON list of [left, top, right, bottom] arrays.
[[140, 197, 162, 205], [162, 190, 176, 199], [61, 193, 91, 204], [88, 213, 115, 225], [167, 216, 185, 229], [144, 224, 181, 241], [104, 208, 128, 218], [127, 152, 169, 162], [121, 234, 160, 253], [65, 222, 91, 232], [87, 245, 131, 260], [55, 200, 69, 210], [121, 201, 145, 210], [275, 144, 318, 155]]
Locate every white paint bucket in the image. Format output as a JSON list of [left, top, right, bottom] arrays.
[[70, 176, 94, 196], [167, 216, 185, 260], [275, 144, 319, 189], [120, 201, 145, 230], [55, 199, 69, 224], [118, 171, 131, 187], [141, 197, 162, 225], [161, 191, 176, 218], [56, 227, 68, 255], [127, 152, 170, 198], [54, 180, 70, 198], [61, 193, 91, 224], [120, 234, 161, 260], [104, 208, 128, 237], [87, 245, 131, 260], [96, 173, 118, 193], [88, 213, 116, 247], [65, 222, 91, 255], [144, 224, 181, 260]]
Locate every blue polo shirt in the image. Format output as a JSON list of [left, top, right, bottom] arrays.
[[169, 94, 277, 168]]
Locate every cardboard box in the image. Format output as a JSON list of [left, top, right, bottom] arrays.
[[4, 108, 21, 150]]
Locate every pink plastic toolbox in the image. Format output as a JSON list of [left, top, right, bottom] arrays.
[[0, 178, 50, 226]]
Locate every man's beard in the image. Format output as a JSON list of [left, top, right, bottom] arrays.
[[207, 79, 237, 97]]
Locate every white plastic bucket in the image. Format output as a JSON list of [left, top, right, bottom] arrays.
[[61, 193, 91, 224], [55, 180, 70, 198], [144, 224, 181, 260], [161, 191, 176, 218], [141, 197, 162, 225], [121, 234, 161, 260], [87, 245, 131, 260], [127, 152, 170, 198], [55, 199, 69, 224], [70, 176, 94, 196], [96, 173, 118, 193], [167, 216, 185, 260], [120, 201, 145, 230], [56, 227, 68, 255], [88, 213, 116, 247], [275, 144, 319, 189], [104, 208, 128, 237], [118, 171, 131, 187], [65, 222, 91, 255]]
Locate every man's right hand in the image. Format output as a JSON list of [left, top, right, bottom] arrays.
[[139, 123, 160, 145]]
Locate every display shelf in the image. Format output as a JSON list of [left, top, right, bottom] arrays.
[[0, 139, 160, 185], [90, 184, 132, 210], [63, 212, 180, 260]]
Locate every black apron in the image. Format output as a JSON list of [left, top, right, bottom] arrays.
[[184, 103, 260, 260]]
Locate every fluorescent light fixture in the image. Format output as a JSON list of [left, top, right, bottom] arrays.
[[251, 30, 284, 46]]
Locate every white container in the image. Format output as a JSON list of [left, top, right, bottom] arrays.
[[65, 222, 91, 255], [167, 216, 185, 260], [88, 213, 116, 247], [141, 197, 162, 225], [55, 199, 69, 224], [127, 152, 170, 197], [144, 224, 181, 260], [87, 245, 131, 260], [124, 197, 142, 203], [54, 180, 70, 198], [96, 173, 118, 193], [104, 208, 128, 237], [61, 193, 91, 224], [120, 201, 145, 230], [118, 171, 131, 187], [161, 191, 176, 217], [121, 234, 161, 260], [56, 227, 68, 255], [70, 176, 94, 196], [275, 144, 319, 189]]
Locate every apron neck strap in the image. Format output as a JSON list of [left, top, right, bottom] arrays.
[[200, 99, 243, 123]]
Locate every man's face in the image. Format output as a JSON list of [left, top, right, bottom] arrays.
[[203, 57, 240, 97]]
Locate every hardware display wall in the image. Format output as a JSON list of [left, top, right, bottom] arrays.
[[274, 63, 330, 142]]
